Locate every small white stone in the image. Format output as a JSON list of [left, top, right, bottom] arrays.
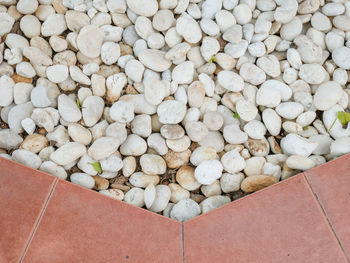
[[194, 159, 223, 185], [77, 25, 104, 58], [124, 188, 145, 207], [88, 137, 120, 160], [217, 70, 244, 92], [144, 183, 156, 209], [233, 4, 252, 24], [172, 61, 194, 84], [223, 124, 248, 144], [40, 161, 67, 180], [149, 185, 171, 212], [200, 195, 231, 214], [220, 172, 244, 193], [138, 49, 172, 72], [176, 13, 202, 44], [70, 173, 95, 189], [170, 199, 201, 222], [100, 189, 124, 201], [50, 142, 86, 166], [110, 100, 134, 123], [140, 154, 166, 175], [58, 94, 82, 123], [41, 14, 67, 37], [0, 75, 14, 107], [125, 59, 144, 83], [21, 118, 36, 135], [221, 149, 246, 174], [276, 102, 304, 120], [100, 154, 123, 173], [82, 96, 104, 127], [12, 149, 41, 169], [120, 134, 147, 156], [46, 65, 69, 83], [0, 13, 15, 36], [157, 100, 187, 124], [314, 81, 343, 111], [281, 133, 318, 157], [101, 42, 120, 65], [126, 0, 158, 17]]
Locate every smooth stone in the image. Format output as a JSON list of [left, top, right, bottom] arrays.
[[176, 166, 201, 191], [58, 94, 81, 123], [170, 199, 201, 222], [194, 159, 223, 185], [221, 149, 246, 174], [129, 172, 160, 188], [39, 161, 67, 179], [138, 49, 172, 72], [286, 155, 316, 170], [200, 195, 230, 214], [20, 134, 47, 154], [50, 142, 86, 166], [149, 185, 171, 212], [12, 149, 41, 169], [82, 96, 104, 127], [120, 134, 147, 156], [140, 154, 166, 175], [124, 188, 145, 207], [77, 25, 104, 58], [157, 100, 187, 124], [241, 174, 278, 193], [280, 133, 318, 157], [220, 172, 244, 193], [88, 137, 120, 160], [70, 173, 95, 189]]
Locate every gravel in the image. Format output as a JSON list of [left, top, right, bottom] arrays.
[[0, 0, 350, 221]]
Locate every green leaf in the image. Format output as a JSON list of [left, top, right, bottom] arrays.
[[337, 111, 350, 125], [208, 55, 217, 63], [76, 98, 81, 108], [327, 111, 350, 133], [233, 112, 240, 119], [89, 162, 102, 173], [303, 125, 309, 130]]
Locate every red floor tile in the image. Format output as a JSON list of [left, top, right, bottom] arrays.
[[305, 154, 350, 260], [184, 174, 347, 263], [0, 157, 57, 263], [22, 180, 183, 263]]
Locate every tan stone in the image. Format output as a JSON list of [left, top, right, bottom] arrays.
[[93, 176, 109, 190], [20, 134, 48, 153], [163, 149, 191, 169], [176, 166, 201, 191], [241, 174, 278, 193]]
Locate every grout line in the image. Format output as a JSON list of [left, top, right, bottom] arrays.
[[182, 222, 185, 263], [19, 178, 58, 263], [303, 174, 350, 263]]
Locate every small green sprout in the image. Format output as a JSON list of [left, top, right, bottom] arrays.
[[76, 98, 82, 108], [208, 55, 217, 63], [233, 112, 240, 119], [302, 125, 309, 130], [328, 111, 350, 133], [89, 162, 102, 173]]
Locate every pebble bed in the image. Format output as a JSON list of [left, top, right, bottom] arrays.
[[0, 0, 350, 222]]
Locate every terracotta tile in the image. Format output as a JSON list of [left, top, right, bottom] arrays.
[[0, 157, 56, 263], [305, 154, 350, 259], [184, 174, 347, 263], [22, 180, 183, 263]]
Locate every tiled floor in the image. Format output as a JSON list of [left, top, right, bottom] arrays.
[[0, 155, 349, 263], [0, 158, 57, 263]]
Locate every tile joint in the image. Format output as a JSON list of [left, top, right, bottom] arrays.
[[19, 178, 59, 263], [304, 173, 350, 263], [182, 222, 185, 263]]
